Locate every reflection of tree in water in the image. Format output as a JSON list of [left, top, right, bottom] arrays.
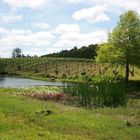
[[0, 60, 6, 74], [0, 76, 5, 82]]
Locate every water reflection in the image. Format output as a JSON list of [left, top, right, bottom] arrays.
[[0, 76, 67, 88]]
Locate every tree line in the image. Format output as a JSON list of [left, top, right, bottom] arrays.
[[12, 48, 38, 58], [42, 44, 97, 59]]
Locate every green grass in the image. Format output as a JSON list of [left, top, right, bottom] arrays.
[[0, 92, 140, 140]]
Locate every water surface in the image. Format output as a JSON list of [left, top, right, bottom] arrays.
[[0, 76, 66, 88]]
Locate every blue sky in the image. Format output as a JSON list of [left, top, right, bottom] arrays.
[[0, 0, 140, 57]]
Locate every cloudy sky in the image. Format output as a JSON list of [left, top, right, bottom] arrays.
[[0, 0, 140, 57]]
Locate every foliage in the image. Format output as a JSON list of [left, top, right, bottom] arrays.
[[42, 44, 97, 59], [61, 73, 67, 79], [0, 59, 6, 74], [96, 43, 123, 64], [109, 10, 140, 65], [96, 10, 140, 81], [91, 75, 125, 83], [12, 48, 22, 58], [64, 81, 128, 108]]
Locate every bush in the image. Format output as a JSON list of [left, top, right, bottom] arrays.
[[81, 71, 86, 76], [64, 81, 128, 108], [91, 75, 125, 83], [83, 75, 92, 82], [45, 74, 50, 78], [74, 75, 79, 79], [55, 69, 59, 75], [97, 82, 128, 107], [61, 73, 67, 79]]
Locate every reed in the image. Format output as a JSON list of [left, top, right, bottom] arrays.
[[64, 81, 128, 108]]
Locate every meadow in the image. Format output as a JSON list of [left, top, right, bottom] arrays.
[[0, 88, 140, 140]]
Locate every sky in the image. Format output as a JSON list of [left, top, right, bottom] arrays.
[[0, 0, 140, 58]]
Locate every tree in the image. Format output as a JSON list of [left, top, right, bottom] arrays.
[[42, 44, 97, 59], [96, 10, 140, 82], [0, 59, 5, 74], [12, 48, 22, 58]]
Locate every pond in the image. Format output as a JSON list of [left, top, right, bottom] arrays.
[[0, 76, 67, 88]]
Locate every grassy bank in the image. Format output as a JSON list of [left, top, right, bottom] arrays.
[[0, 90, 140, 140]]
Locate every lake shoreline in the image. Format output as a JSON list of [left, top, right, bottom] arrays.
[[0, 73, 84, 83], [0, 75, 68, 88]]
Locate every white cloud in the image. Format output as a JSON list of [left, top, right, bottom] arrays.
[[2, 14, 23, 23], [3, 0, 48, 9], [103, 0, 140, 14], [0, 28, 55, 57], [67, 0, 84, 4], [0, 25, 107, 57], [0, 27, 9, 34], [73, 5, 110, 23], [24, 47, 60, 56], [55, 24, 80, 34], [53, 30, 107, 50], [69, 0, 140, 14], [32, 22, 49, 30]]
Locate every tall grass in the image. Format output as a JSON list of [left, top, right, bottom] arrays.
[[64, 81, 128, 108]]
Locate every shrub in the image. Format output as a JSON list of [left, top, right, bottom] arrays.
[[74, 75, 79, 79], [91, 75, 124, 83], [81, 71, 86, 76], [55, 69, 59, 75], [45, 74, 50, 78], [61, 73, 67, 79], [83, 75, 92, 82], [96, 82, 128, 107], [64, 81, 128, 108]]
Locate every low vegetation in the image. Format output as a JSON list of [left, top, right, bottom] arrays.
[[0, 90, 140, 140], [64, 81, 128, 108]]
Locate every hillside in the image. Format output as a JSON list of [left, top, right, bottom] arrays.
[[42, 44, 97, 59], [0, 57, 140, 82]]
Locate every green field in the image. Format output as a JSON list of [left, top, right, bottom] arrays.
[[0, 89, 140, 140], [0, 57, 140, 81], [0, 57, 95, 76]]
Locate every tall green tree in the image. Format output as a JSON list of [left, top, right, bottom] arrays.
[[96, 10, 140, 81]]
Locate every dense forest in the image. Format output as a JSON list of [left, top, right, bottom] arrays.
[[42, 44, 97, 59]]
